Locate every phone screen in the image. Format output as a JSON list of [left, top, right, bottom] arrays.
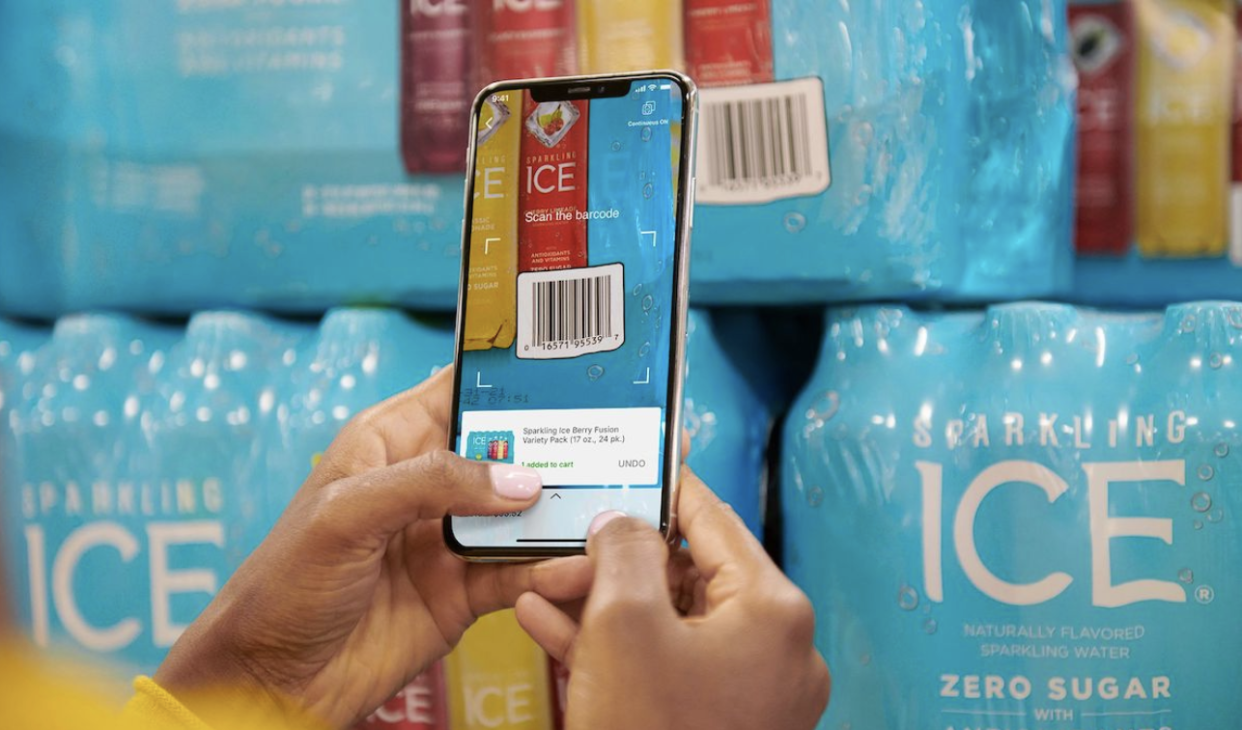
[[447, 74, 692, 555]]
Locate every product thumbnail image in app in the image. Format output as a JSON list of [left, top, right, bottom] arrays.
[[454, 82, 684, 547]]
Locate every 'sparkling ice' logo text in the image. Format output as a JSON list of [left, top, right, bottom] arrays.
[[910, 408, 1196, 609]]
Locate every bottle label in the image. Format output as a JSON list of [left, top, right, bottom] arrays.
[[474, 0, 576, 87], [356, 666, 448, 730], [400, 0, 472, 174], [1133, 0, 1232, 258], [1070, 2, 1134, 255], [694, 78, 831, 205], [786, 304, 1242, 730], [465, 93, 521, 352], [518, 96, 590, 273], [445, 610, 555, 730], [684, 0, 774, 87]]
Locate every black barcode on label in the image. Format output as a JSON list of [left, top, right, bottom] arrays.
[[517, 263, 625, 360], [696, 78, 831, 205], [532, 274, 612, 346]]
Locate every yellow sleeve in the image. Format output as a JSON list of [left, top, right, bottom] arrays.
[[122, 676, 215, 730]]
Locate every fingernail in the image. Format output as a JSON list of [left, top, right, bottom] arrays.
[[491, 465, 542, 500], [588, 510, 626, 536]]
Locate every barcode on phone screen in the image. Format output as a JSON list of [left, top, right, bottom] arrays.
[[516, 263, 625, 360], [695, 77, 831, 205]]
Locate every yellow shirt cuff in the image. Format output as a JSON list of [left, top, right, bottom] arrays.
[[122, 676, 215, 730]]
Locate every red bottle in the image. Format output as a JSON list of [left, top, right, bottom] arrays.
[[683, 0, 774, 87], [1069, 0, 1135, 255], [401, 0, 473, 174], [355, 664, 448, 730], [475, 0, 577, 88], [518, 92, 590, 272]]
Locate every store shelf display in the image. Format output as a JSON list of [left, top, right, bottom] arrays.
[[0, 0, 1074, 317], [0, 307, 769, 679]]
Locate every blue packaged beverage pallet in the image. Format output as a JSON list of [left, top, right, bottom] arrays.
[[784, 302, 1242, 730], [0, 0, 464, 318], [0, 0, 1074, 317], [691, 0, 1075, 303], [0, 307, 769, 673]]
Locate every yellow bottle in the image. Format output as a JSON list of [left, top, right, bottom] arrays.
[[577, 0, 685, 74], [444, 610, 554, 730], [465, 92, 521, 351], [1135, 0, 1235, 257]]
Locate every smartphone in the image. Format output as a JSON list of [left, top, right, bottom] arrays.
[[446, 71, 697, 560]]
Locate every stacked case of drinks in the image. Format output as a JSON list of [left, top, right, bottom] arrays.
[[0, 0, 1073, 316], [779, 3, 1242, 730], [0, 2, 1090, 729], [0, 307, 768, 725]]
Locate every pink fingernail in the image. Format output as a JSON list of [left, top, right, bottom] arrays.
[[589, 510, 626, 536], [491, 465, 542, 500]]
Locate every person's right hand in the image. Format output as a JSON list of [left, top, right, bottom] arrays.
[[515, 467, 830, 730]]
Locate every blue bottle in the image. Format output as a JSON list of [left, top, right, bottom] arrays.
[[3, 314, 179, 673], [784, 302, 1242, 730], [682, 310, 771, 538], [0, 316, 51, 629], [270, 308, 453, 524]]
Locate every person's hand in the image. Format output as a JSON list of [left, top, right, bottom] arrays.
[[516, 467, 830, 730], [154, 367, 592, 728]]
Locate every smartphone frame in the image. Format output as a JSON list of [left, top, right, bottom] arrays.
[[445, 70, 698, 561]]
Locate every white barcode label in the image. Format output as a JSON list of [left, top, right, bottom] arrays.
[[516, 264, 625, 360], [695, 77, 831, 205]]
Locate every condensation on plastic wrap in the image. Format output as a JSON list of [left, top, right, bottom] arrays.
[[0, 306, 770, 673], [0, 0, 464, 318], [0, 309, 451, 673], [784, 302, 1241, 730], [683, 310, 771, 538], [689, 0, 1076, 304]]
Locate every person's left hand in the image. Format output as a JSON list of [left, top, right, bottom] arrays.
[[154, 366, 592, 728]]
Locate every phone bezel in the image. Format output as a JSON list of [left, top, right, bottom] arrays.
[[444, 70, 698, 561]]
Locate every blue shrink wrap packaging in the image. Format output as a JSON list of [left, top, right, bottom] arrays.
[[0, 0, 464, 318], [683, 310, 771, 537], [690, 0, 1075, 303], [0, 1, 1074, 315], [0, 306, 768, 672], [785, 302, 1242, 730]]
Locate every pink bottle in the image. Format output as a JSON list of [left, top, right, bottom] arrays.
[[401, 0, 473, 174]]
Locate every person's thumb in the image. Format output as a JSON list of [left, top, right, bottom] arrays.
[[320, 450, 542, 542]]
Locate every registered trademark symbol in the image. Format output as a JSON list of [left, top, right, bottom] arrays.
[[1195, 585, 1216, 605]]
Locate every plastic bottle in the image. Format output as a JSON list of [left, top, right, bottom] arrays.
[[576, 0, 684, 73], [401, 0, 473, 173], [1135, 0, 1234, 256], [473, 0, 577, 88], [683, 0, 773, 87], [4, 314, 179, 671], [355, 664, 449, 730], [274, 308, 452, 522], [0, 316, 51, 634], [149, 312, 310, 632], [682, 310, 770, 538], [784, 302, 1242, 730], [444, 610, 555, 730], [465, 90, 522, 352], [1070, 0, 1136, 255]]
